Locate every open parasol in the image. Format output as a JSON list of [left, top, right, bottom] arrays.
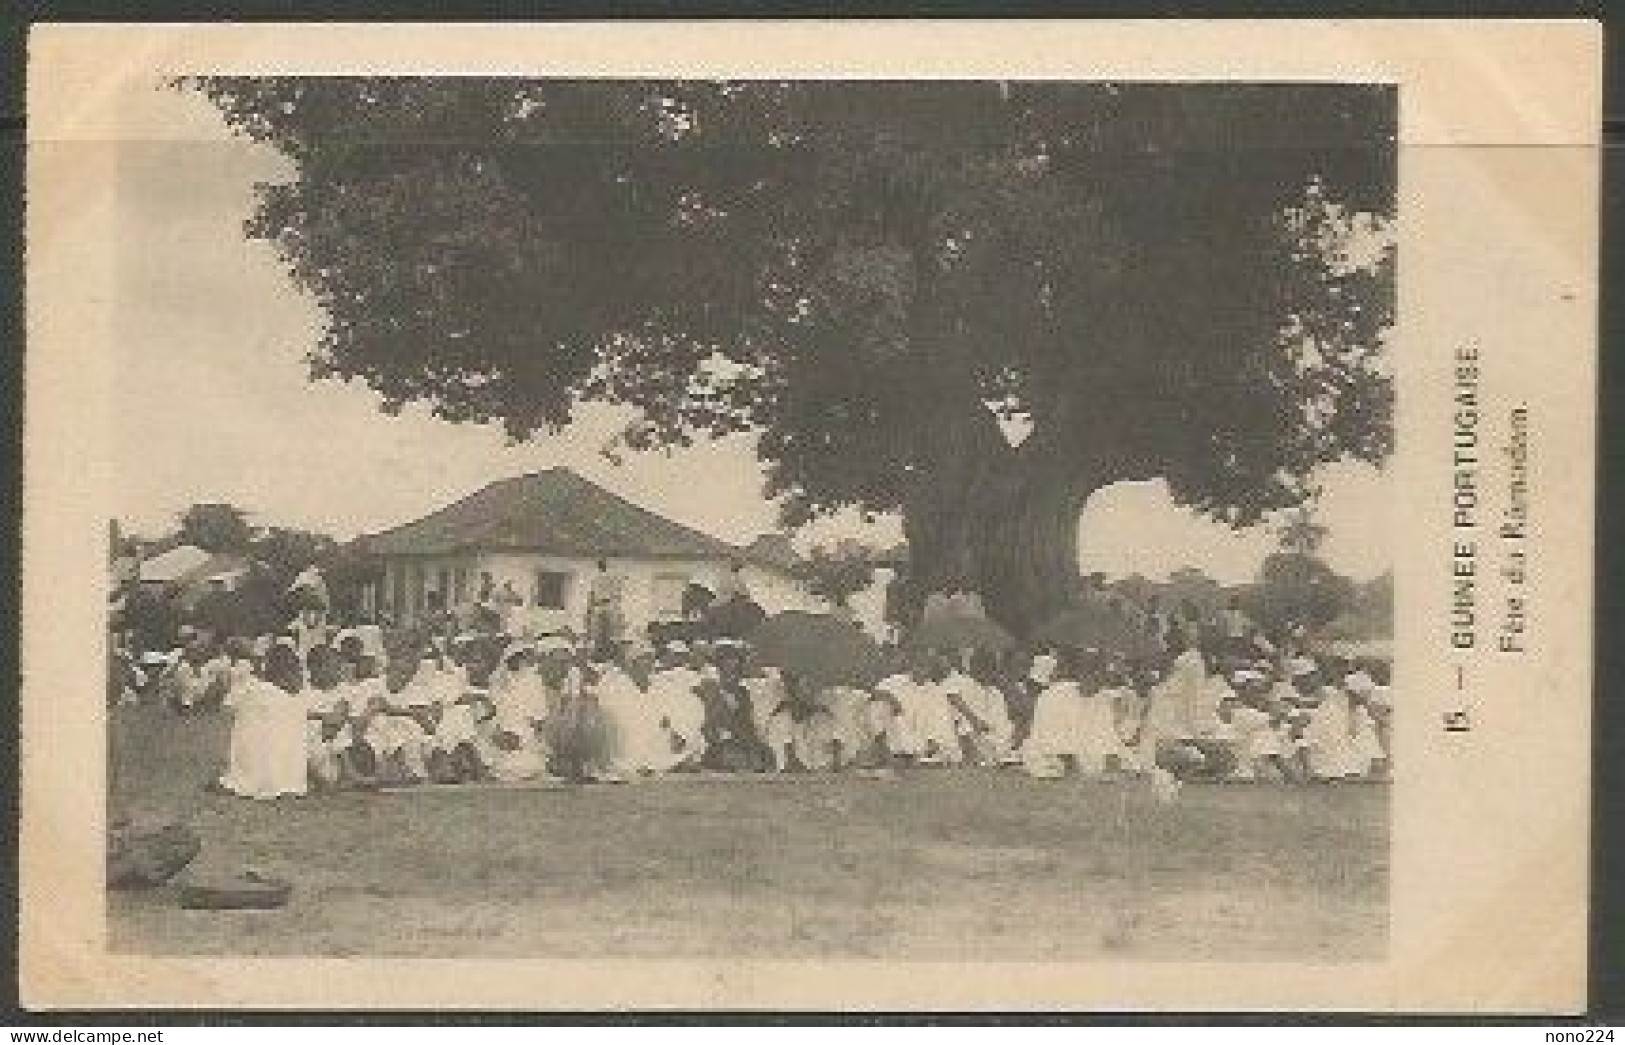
[[1033, 602, 1161, 660], [907, 613, 1015, 655], [749, 610, 884, 690], [704, 595, 768, 640]]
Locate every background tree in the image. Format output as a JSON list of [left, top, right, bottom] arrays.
[[177, 502, 254, 554], [251, 526, 340, 589], [1275, 505, 1330, 557], [1241, 552, 1356, 637], [801, 539, 880, 610], [189, 78, 1395, 634]]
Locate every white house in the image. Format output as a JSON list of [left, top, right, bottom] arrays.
[[355, 468, 822, 635]]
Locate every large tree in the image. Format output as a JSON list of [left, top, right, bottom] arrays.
[[190, 78, 1395, 634], [177, 502, 254, 553]]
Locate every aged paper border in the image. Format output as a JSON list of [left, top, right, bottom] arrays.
[[22, 20, 1600, 1011]]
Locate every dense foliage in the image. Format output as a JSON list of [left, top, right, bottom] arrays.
[[189, 78, 1395, 632]]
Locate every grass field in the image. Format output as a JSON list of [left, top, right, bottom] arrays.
[[109, 703, 1388, 960]]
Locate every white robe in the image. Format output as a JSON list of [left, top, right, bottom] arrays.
[[479, 669, 546, 780], [368, 673, 433, 756], [594, 665, 671, 774], [1137, 650, 1207, 764], [219, 680, 308, 799], [819, 685, 892, 757], [650, 666, 707, 760], [1023, 682, 1133, 771], [1302, 688, 1375, 779], [1224, 705, 1286, 779], [940, 672, 1012, 752], [304, 684, 354, 757], [876, 674, 961, 761]]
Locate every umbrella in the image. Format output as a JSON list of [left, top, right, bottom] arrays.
[[749, 610, 883, 690], [704, 595, 767, 640], [1033, 603, 1161, 660], [1312, 636, 1394, 662], [907, 613, 1015, 654]]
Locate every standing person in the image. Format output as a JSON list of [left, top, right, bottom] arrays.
[[1360, 662, 1394, 779], [713, 559, 750, 605], [496, 580, 525, 637], [287, 604, 330, 661], [473, 573, 501, 634], [1339, 668, 1389, 781], [1005, 647, 1053, 753], [584, 560, 627, 660], [108, 631, 146, 707], [161, 641, 207, 715], [218, 641, 309, 800]]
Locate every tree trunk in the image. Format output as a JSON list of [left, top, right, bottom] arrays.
[[902, 447, 1098, 639]]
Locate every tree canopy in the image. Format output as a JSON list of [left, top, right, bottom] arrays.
[[178, 502, 254, 553], [189, 78, 1395, 632]]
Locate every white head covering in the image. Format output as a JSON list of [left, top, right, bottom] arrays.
[[1343, 670, 1376, 695], [1028, 653, 1058, 685], [1287, 656, 1318, 678], [664, 640, 690, 655], [1231, 668, 1264, 686]]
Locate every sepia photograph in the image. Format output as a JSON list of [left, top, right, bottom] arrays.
[[101, 73, 1396, 962], [23, 21, 1596, 1011]]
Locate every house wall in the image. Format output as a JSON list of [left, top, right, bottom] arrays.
[[740, 564, 822, 617], [373, 552, 823, 634]]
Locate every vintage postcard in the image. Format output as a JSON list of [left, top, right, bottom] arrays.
[[21, 21, 1598, 1011]]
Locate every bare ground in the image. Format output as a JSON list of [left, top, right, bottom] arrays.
[[109, 704, 1387, 960]]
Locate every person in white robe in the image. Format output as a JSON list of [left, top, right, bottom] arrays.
[[1099, 664, 1146, 774], [303, 645, 353, 788], [1022, 650, 1134, 778], [941, 651, 1013, 766], [218, 642, 309, 800], [816, 683, 890, 770], [1361, 669, 1393, 777], [160, 647, 206, 714], [748, 666, 798, 771], [1136, 646, 1208, 771], [339, 653, 388, 784], [1340, 670, 1389, 780], [1224, 669, 1290, 781], [1296, 659, 1372, 781], [649, 644, 707, 770], [287, 607, 330, 661], [592, 643, 670, 778], [365, 652, 438, 784], [480, 645, 550, 782], [874, 652, 961, 764]]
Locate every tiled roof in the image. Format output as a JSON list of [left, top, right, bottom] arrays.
[[359, 468, 742, 561]]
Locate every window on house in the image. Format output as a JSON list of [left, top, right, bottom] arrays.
[[533, 570, 571, 610], [650, 573, 690, 620], [453, 566, 468, 605]]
